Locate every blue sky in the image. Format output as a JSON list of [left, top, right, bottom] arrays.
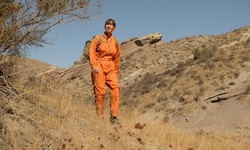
[[28, 0, 250, 68]]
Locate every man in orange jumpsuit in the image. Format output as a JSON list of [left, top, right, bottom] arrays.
[[88, 19, 121, 124]]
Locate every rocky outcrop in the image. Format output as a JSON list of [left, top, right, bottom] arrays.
[[134, 32, 162, 46], [121, 36, 138, 45]]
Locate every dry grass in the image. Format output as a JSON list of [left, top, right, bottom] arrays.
[[1, 80, 250, 150], [3, 84, 250, 149], [121, 108, 250, 150]]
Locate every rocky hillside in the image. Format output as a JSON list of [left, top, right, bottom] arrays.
[[58, 26, 250, 123], [0, 26, 250, 149]]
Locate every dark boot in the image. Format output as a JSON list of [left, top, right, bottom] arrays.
[[110, 116, 121, 124]]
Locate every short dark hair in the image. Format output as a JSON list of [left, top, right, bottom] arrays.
[[105, 19, 116, 27]]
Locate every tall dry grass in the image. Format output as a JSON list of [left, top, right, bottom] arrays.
[[120, 107, 250, 150], [1, 76, 249, 150]]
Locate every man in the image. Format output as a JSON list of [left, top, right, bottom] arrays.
[[88, 19, 121, 124]]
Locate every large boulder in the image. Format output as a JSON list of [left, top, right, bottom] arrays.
[[134, 32, 162, 46]]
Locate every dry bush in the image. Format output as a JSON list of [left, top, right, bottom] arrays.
[[192, 47, 213, 63], [122, 72, 158, 99], [238, 48, 250, 64]]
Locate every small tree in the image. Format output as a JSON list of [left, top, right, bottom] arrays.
[[0, 0, 108, 56], [0, 0, 109, 99]]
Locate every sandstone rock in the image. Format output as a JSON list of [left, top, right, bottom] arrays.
[[134, 32, 162, 46]]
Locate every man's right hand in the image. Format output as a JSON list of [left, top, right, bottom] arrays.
[[92, 67, 99, 73]]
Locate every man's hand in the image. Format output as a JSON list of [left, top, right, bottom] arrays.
[[92, 67, 99, 73]]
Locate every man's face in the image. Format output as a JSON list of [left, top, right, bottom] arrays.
[[105, 23, 115, 33]]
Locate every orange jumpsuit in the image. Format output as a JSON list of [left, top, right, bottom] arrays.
[[89, 33, 121, 119]]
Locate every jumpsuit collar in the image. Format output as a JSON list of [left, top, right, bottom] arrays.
[[104, 32, 113, 40]]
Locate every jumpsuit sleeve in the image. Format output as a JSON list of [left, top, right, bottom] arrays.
[[89, 35, 99, 69], [113, 42, 121, 75]]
